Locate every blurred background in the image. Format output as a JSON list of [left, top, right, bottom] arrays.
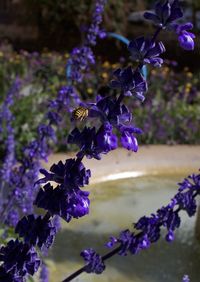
[[0, 0, 200, 156]]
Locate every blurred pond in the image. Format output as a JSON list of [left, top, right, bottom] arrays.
[[48, 174, 200, 282]]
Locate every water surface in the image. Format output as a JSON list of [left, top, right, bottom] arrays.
[[48, 174, 200, 282]]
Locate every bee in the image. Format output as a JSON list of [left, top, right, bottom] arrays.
[[72, 106, 89, 121]]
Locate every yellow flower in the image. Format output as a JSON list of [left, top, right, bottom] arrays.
[[87, 88, 93, 95], [103, 61, 110, 68], [186, 83, 192, 89], [64, 53, 69, 58], [112, 63, 118, 69], [102, 72, 108, 79], [0, 52, 4, 57], [185, 88, 190, 94], [186, 72, 193, 78]]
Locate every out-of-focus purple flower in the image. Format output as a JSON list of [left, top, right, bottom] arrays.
[[5, 210, 19, 227], [15, 215, 56, 249], [96, 122, 118, 153], [110, 66, 148, 100], [86, 0, 107, 45], [128, 37, 166, 67], [36, 158, 91, 189], [38, 124, 56, 143], [54, 85, 82, 113], [40, 263, 49, 282], [80, 248, 105, 274], [173, 23, 195, 51], [182, 274, 190, 282], [0, 239, 40, 279], [0, 79, 20, 187], [144, 0, 183, 28], [67, 47, 95, 82], [34, 184, 90, 222]]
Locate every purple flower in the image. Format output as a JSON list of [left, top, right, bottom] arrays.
[[144, 0, 183, 28], [88, 96, 132, 126], [38, 124, 56, 142], [128, 37, 166, 67], [68, 127, 101, 160], [182, 275, 190, 282], [34, 184, 90, 222], [96, 122, 118, 153], [15, 215, 57, 249], [0, 267, 21, 282], [80, 248, 105, 274], [110, 66, 148, 100], [36, 158, 91, 189], [86, 0, 107, 45], [68, 47, 95, 82], [173, 23, 195, 51], [175, 191, 197, 216], [40, 263, 49, 282], [119, 125, 142, 152], [0, 239, 40, 279], [134, 215, 161, 243]]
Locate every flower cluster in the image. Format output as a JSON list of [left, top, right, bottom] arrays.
[[66, 0, 107, 83], [81, 248, 105, 274], [105, 173, 200, 256], [144, 0, 195, 50], [0, 239, 40, 281], [35, 158, 91, 222]]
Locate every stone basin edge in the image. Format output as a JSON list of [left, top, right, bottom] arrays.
[[43, 145, 200, 184]]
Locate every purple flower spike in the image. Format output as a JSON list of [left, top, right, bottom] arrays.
[[0, 239, 40, 280], [34, 184, 90, 222], [36, 158, 91, 189], [80, 248, 105, 274], [110, 66, 148, 100], [40, 263, 49, 282], [128, 37, 166, 67], [15, 215, 57, 249], [144, 0, 183, 28], [173, 23, 195, 51]]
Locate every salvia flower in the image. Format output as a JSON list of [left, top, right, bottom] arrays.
[[88, 96, 132, 126], [119, 125, 142, 152], [36, 158, 91, 189], [68, 127, 101, 160], [15, 215, 57, 249], [173, 23, 195, 51], [80, 248, 105, 274], [128, 37, 166, 67], [144, 0, 183, 28], [96, 122, 118, 153], [0, 239, 40, 279], [182, 274, 190, 282], [110, 66, 148, 100], [86, 0, 107, 45], [106, 172, 200, 257], [34, 184, 90, 222], [40, 263, 49, 282]]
